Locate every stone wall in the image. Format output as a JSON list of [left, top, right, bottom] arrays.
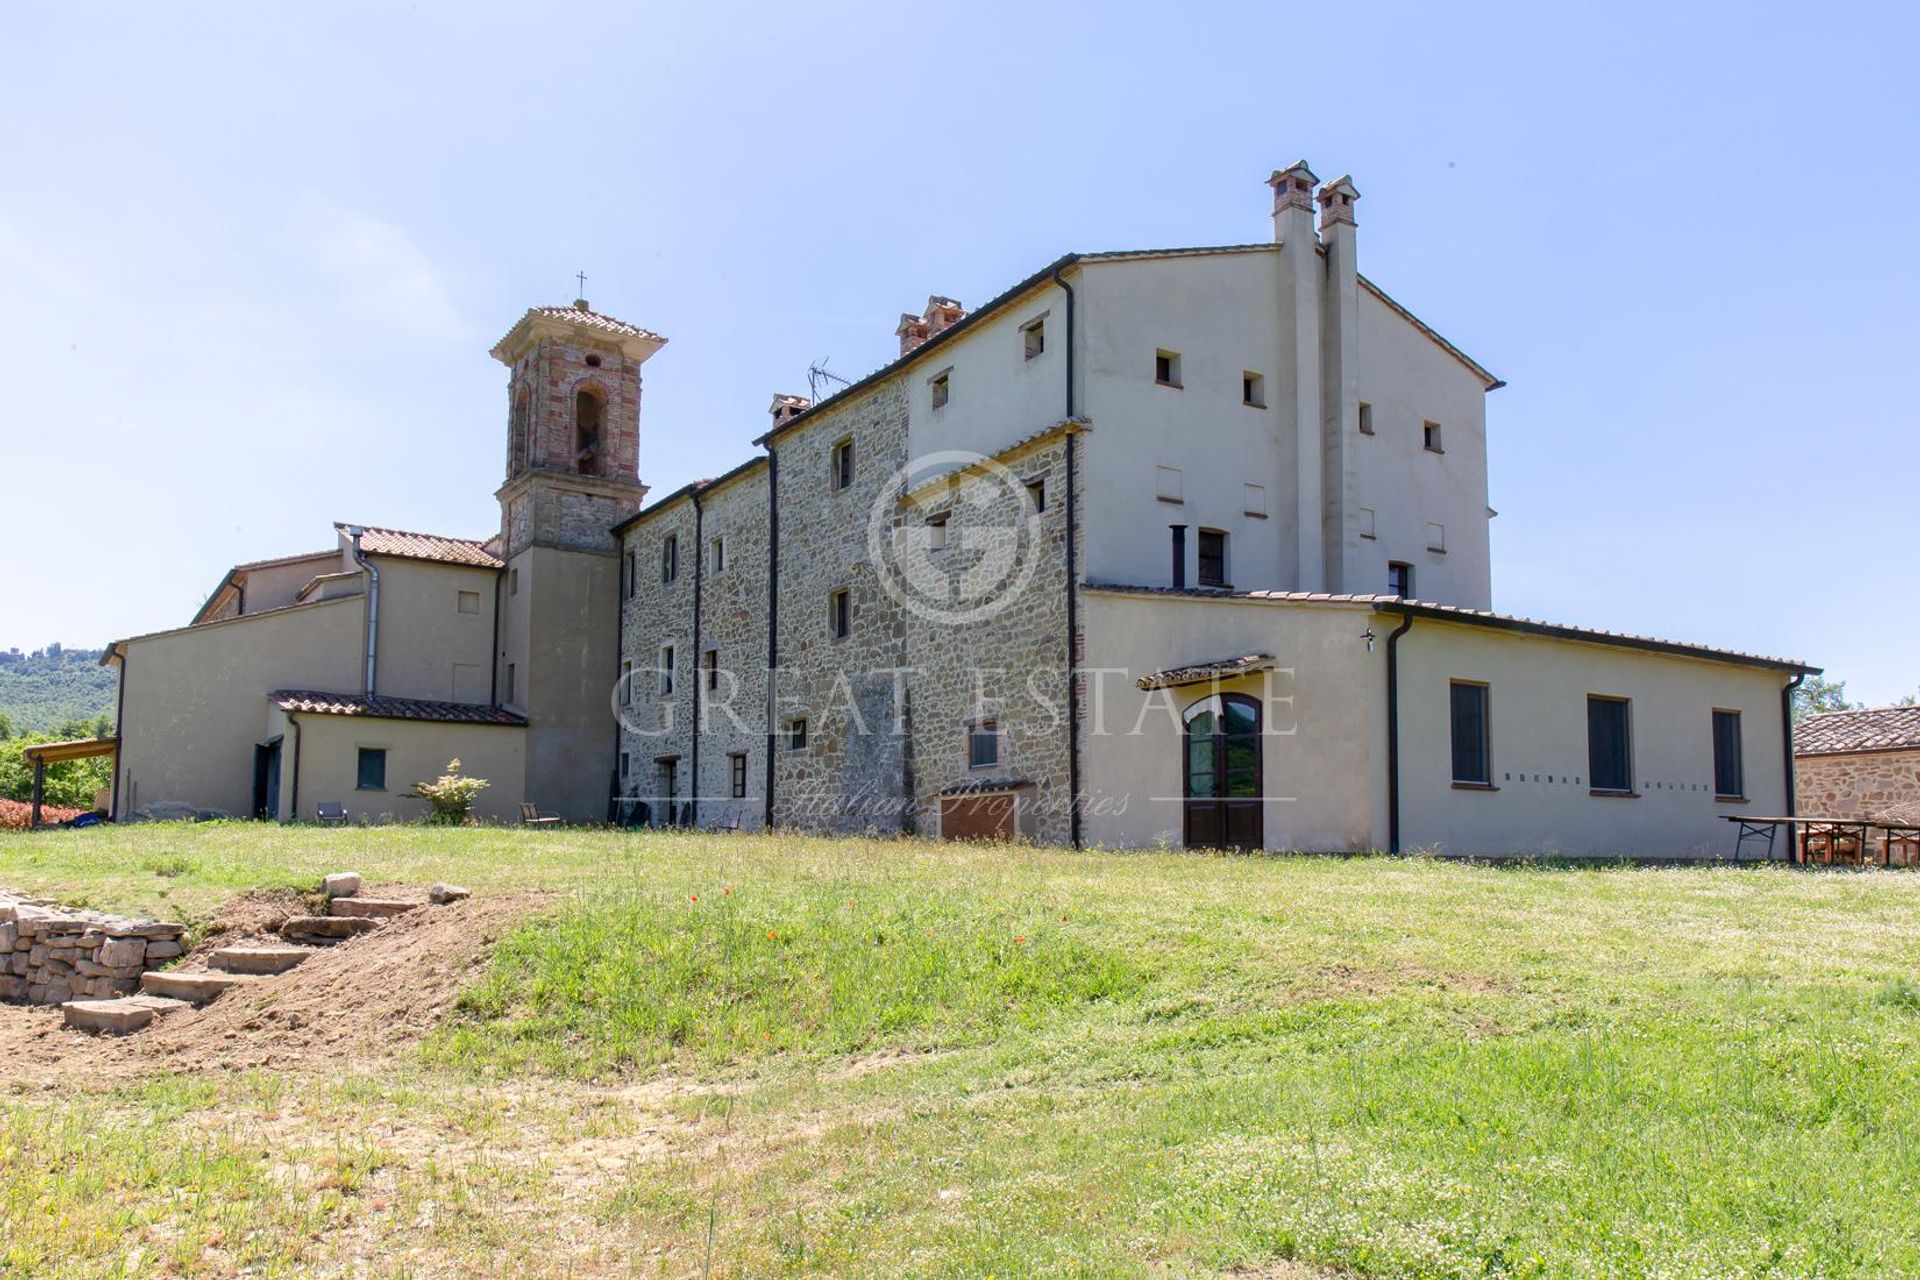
[[618, 492, 701, 823], [691, 466, 771, 829], [1796, 749, 1920, 821], [0, 890, 187, 1005]]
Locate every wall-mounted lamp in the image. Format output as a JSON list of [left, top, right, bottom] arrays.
[[1361, 626, 1376, 653]]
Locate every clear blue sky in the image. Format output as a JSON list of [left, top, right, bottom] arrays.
[[3, 2, 1914, 700]]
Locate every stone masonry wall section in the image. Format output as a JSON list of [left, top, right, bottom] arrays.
[[0, 889, 187, 1005], [1796, 749, 1920, 822]]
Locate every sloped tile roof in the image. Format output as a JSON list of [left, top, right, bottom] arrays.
[[335, 523, 503, 569], [271, 690, 527, 726], [1795, 706, 1920, 757], [1084, 584, 1814, 673], [491, 303, 666, 356], [1136, 653, 1277, 691]]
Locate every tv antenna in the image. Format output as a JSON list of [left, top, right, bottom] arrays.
[[807, 358, 852, 403]]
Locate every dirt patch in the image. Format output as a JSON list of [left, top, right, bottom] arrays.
[[0, 890, 553, 1077], [191, 887, 313, 947]]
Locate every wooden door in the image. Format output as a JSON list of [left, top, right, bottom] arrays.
[[1183, 694, 1262, 851]]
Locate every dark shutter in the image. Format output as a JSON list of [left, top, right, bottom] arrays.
[[356, 748, 386, 792], [1713, 710, 1744, 798], [1450, 683, 1489, 784], [1198, 530, 1226, 587], [1588, 698, 1631, 793]]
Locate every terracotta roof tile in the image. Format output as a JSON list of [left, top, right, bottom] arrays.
[[271, 690, 527, 726], [1136, 653, 1277, 691], [490, 303, 665, 357], [1795, 706, 1920, 757], [335, 523, 503, 569]]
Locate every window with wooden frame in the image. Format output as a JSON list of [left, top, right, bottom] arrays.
[[658, 645, 675, 696], [729, 752, 748, 798], [1388, 561, 1413, 598], [829, 588, 851, 640], [1588, 696, 1634, 794], [1450, 682, 1492, 786], [703, 649, 719, 691], [1197, 529, 1228, 588], [831, 438, 855, 490], [1712, 709, 1745, 800], [967, 719, 1000, 770], [661, 535, 678, 583]]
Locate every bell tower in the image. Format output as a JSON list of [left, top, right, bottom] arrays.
[[489, 297, 665, 824], [490, 297, 663, 556]]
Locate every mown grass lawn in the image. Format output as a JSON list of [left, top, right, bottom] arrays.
[[5, 823, 1920, 1278]]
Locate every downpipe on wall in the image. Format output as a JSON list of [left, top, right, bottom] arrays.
[[347, 527, 380, 696]]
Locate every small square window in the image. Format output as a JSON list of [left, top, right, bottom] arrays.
[[829, 588, 851, 640], [1025, 479, 1046, 514], [1197, 529, 1228, 588], [1022, 318, 1045, 360], [1242, 372, 1265, 408], [711, 536, 725, 573], [1423, 420, 1444, 453], [659, 646, 675, 696], [730, 752, 748, 798], [1358, 402, 1374, 435], [661, 535, 679, 583], [930, 372, 951, 410], [1155, 349, 1182, 388], [1389, 561, 1413, 598], [968, 719, 1000, 770], [831, 438, 855, 490], [356, 747, 386, 792], [457, 590, 480, 615], [927, 512, 949, 551], [787, 718, 808, 751]]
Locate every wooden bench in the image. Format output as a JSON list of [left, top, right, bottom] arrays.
[[520, 802, 561, 828]]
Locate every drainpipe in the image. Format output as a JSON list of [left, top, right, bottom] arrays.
[[347, 527, 380, 696], [1782, 671, 1806, 865], [764, 443, 781, 829], [287, 711, 303, 822], [690, 488, 705, 828], [611, 537, 627, 824], [1052, 261, 1083, 850], [489, 566, 503, 707], [1384, 611, 1415, 853], [109, 645, 127, 820]]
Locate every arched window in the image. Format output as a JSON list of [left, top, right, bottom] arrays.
[[510, 393, 531, 470], [1182, 692, 1262, 850], [574, 387, 604, 475]]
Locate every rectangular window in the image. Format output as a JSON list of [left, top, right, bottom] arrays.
[[829, 588, 851, 640], [1022, 317, 1045, 360], [930, 372, 951, 409], [1155, 349, 1182, 387], [659, 646, 675, 696], [1588, 696, 1633, 794], [787, 718, 808, 751], [927, 512, 949, 550], [1423, 420, 1444, 452], [355, 747, 386, 792], [1713, 709, 1745, 799], [620, 751, 629, 779], [661, 535, 678, 583], [1026, 478, 1046, 514], [506, 662, 516, 703], [1197, 529, 1228, 588], [968, 719, 1000, 770], [1450, 682, 1491, 785], [457, 590, 480, 615], [621, 659, 632, 705], [624, 550, 635, 599], [1388, 561, 1412, 598], [730, 752, 748, 798], [831, 438, 854, 490], [1242, 371, 1265, 407], [1358, 402, 1374, 435], [703, 648, 719, 690], [711, 536, 725, 573]]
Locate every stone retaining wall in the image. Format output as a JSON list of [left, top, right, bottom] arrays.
[[1796, 749, 1920, 822], [0, 889, 187, 1005]]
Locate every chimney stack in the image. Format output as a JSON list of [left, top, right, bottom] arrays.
[[1268, 160, 1318, 246], [768, 393, 811, 428], [895, 295, 968, 355], [1316, 174, 1358, 233]]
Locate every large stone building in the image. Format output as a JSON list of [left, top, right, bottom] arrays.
[[105, 160, 1818, 856], [611, 163, 1816, 858]]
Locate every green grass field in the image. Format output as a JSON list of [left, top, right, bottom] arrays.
[[5, 824, 1920, 1278]]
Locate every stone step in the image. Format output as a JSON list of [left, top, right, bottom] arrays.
[[328, 898, 419, 919], [211, 945, 315, 975], [279, 914, 379, 944], [139, 970, 262, 1003], [63, 994, 189, 1034]]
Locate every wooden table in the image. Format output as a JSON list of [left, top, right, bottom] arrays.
[[1725, 815, 1899, 866]]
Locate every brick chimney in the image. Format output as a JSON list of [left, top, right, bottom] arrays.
[[895, 295, 968, 355], [769, 393, 812, 428], [1268, 160, 1318, 246]]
